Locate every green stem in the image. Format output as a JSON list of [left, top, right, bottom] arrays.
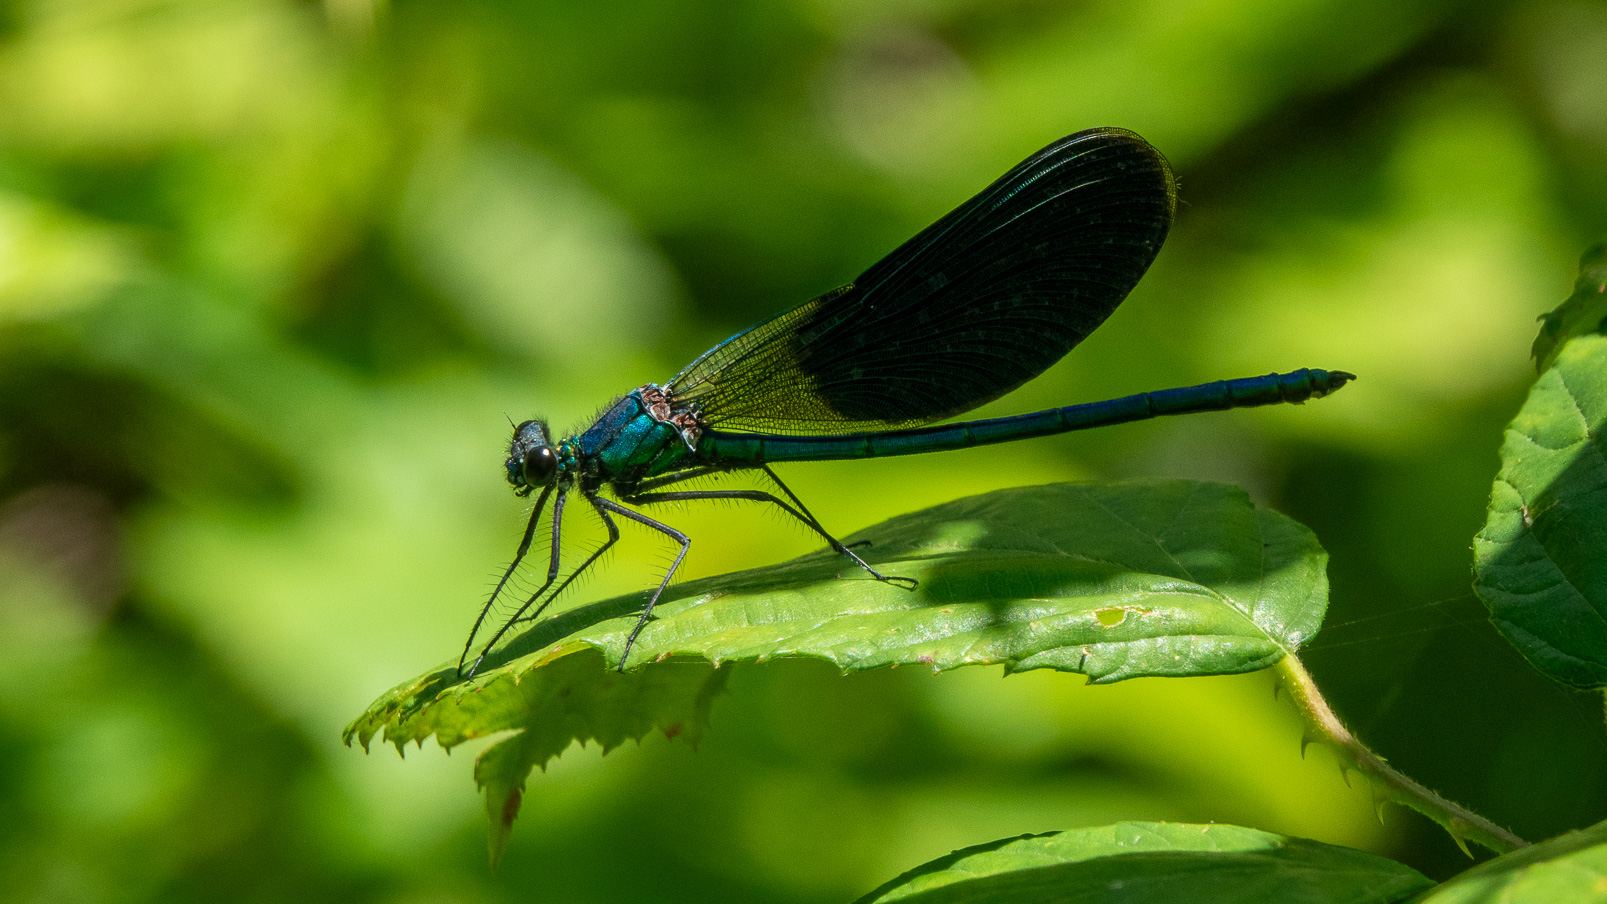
[[1274, 652, 1527, 855]]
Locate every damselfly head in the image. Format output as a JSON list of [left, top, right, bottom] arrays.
[[505, 419, 557, 495]]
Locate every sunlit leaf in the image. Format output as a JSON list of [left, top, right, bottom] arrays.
[[851, 822, 1431, 904], [1414, 818, 1607, 903], [346, 480, 1330, 860], [501, 480, 1322, 680], [1532, 242, 1607, 373], [1474, 333, 1607, 688]]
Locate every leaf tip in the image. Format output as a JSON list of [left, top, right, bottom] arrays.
[[488, 787, 522, 870]]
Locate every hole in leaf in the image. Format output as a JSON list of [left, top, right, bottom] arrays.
[[1094, 607, 1127, 627]]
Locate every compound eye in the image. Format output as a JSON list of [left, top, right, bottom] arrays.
[[522, 445, 558, 486]]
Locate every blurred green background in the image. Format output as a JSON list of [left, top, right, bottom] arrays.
[[1, 0, 1605, 900]]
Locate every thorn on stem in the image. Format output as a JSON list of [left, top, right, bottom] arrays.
[[1448, 818, 1475, 859]]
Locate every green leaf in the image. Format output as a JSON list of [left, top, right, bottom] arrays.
[[344, 645, 728, 867], [516, 479, 1324, 680], [345, 480, 1330, 860], [1413, 819, 1607, 903], [1532, 242, 1607, 373], [1474, 334, 1607, 688], [852, 822, 1432, 904]]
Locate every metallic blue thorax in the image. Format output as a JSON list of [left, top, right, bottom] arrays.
[[570, 388, 698, 488]]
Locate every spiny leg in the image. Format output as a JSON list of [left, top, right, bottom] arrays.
[[509, 493, 624, 625], [465, 494, 630, 679], [594, 497, 692, 670], [463, 488, 570, 678], [760, 464, 915, 587], [628, 486, 915, 588], [624, 475, 917, 590], [458, 484, 553, 677], [631, 465, 723, 494]]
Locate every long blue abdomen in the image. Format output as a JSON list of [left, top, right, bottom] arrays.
[[697, 368, 1353, 464]]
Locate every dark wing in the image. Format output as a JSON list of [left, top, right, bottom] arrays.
[[667, 127, 1176, 434]]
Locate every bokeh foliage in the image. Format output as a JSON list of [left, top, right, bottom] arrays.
[[1, 0, 1606, 901]]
